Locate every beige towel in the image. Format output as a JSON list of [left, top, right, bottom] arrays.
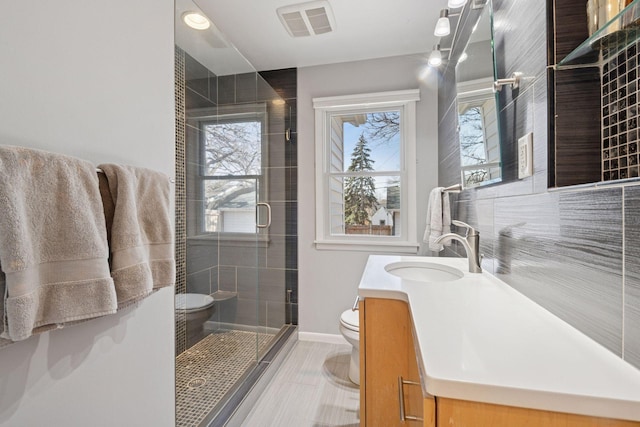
[[0, 145, 117, 342], [98, 164, 174, 308], [423, 187, 451, 252]]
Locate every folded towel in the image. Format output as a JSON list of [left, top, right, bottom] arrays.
[[0, 145, 117, 342], [98, 164, 174, 308], [423, 187, 451, 252]]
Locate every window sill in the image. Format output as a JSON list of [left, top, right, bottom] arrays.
[[314, 239, 419, 253], [187, 233, 270, 248]]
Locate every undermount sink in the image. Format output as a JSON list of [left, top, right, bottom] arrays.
[[384, 261, 464, 282]]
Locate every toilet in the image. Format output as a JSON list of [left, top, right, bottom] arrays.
[[175, 293, 216, 345], [339, 308, 360, 385]]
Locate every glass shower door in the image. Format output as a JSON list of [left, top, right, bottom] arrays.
[[177, 43, 290, 425]]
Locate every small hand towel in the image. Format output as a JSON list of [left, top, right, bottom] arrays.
[[98, 164, 175, 308], [423, 187, 451, 252], [0, 145, 117, 342]]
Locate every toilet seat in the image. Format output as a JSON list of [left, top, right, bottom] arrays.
[[175, 293, 215, 313], [340, 309, 359, 331]]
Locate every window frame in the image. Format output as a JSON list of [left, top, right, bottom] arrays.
[[187, 103, 269, 240], [313, 89, 420, 252]]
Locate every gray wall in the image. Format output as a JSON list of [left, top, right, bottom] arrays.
[[298, 54, 439, 337], [0, 0, 176, 425], [438, 0, 640, 368]]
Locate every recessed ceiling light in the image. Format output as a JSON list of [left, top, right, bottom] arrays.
[[182, 12, 210, 30]]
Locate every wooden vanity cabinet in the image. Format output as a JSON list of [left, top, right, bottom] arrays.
[[359, 297, 435, 426], [359, 297, 639, 427]]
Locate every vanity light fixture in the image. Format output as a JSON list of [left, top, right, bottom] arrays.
[[434, 9, 451, 37], [448, 0, 468, 9], [182, 11, 211, 30]]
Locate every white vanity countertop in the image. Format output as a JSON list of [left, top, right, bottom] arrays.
[[358, 254, 640, 422]]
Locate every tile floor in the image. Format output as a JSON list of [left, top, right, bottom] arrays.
[[241, 340, 360, 427], [175, 330, 274, 427]]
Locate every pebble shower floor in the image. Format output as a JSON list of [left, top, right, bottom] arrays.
[[175, 330, 274, 427]]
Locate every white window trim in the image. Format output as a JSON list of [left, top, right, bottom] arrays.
[[313, 89, 420, 252], [187, 103, 269, 239]]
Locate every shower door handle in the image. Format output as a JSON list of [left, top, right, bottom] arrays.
[[256, 203, 272, 229]]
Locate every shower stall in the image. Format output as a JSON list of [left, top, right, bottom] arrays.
[[173, 4, 298, 425]]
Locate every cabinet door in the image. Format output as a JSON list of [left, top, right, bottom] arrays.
[[405, 310, 435, 427], [361, 298, 429, 426]]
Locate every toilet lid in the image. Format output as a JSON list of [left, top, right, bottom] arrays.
[[340, 309, 359, 329], [175, 294, 214, 311]]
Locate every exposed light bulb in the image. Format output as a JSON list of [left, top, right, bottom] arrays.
[[182, 12, 210, 30], [434, 9, 451, 37], [448, 0, 468, 9], [428, 46, 443, 67]]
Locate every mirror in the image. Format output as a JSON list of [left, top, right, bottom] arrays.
[[455, 1, 502, 188]]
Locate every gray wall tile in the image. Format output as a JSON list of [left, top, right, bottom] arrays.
[[218, 265, 237, 293], [493, 190, 623, 354], [624, 185, 640, 366], [186, 269, 212, 295], [533, 74, 549, 193], [186, 241, 218, 274]]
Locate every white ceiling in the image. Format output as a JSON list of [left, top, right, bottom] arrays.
[[185, 0, 450, 73]]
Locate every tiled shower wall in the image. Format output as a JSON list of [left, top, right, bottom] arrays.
[[180, 52, 298, 336], [438, 0, 640, 367]]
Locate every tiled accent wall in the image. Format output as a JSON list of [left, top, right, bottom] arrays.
[[259, 69, 299, 325], [437, 0, 640, 368], [603, 42, 640, 181], [175, 47, 187, 355]]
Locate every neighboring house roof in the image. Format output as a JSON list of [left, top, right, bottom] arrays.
[[370, 206, 394, 226]]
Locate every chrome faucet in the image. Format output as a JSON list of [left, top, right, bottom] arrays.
[[434, 220, 483, 273]]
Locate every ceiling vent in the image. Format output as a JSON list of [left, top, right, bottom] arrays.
[[277, 0, 335, 38]]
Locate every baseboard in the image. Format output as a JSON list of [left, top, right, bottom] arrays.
[[298, 331, 348, 345]]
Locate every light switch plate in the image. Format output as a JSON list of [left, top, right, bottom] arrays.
[[518, 132, 533, 179]]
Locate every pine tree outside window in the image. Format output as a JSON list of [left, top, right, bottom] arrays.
[[313, 90, 419, 252]]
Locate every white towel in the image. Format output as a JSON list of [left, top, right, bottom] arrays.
[[98, 164, 175, 308], [423, 187, 451, 252], [0, 145, 117, 342]]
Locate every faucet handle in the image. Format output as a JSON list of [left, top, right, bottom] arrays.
[[452, 220, 478, 236]]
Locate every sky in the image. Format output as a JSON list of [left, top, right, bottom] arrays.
[[342, 115, 400, 172]]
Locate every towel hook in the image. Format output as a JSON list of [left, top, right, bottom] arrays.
[[494, 72, 522, 92]]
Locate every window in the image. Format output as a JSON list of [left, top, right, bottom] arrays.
[[457, 89, 501, 188], [313, 90, 419, 252], [190, 104, 267, 236]]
